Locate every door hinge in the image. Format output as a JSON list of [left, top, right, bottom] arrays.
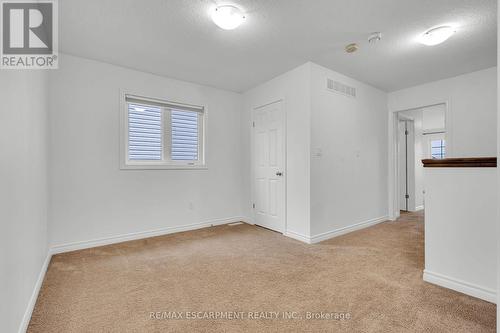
[[405, 194, 409, 199], [252, 203, 255, 209]]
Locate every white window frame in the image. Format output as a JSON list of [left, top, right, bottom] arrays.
[[120, 92, 207, 170]]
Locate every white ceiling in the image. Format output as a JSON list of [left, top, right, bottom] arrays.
[[59, 0, 497, 92]]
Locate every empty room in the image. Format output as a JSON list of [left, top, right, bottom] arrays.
[[1, 0, 499, 332]]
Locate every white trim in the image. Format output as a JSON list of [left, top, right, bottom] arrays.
[[310, 215, 388, 244], [422, 127, 446, 135], [423, 270, 497, 304], [125, 94, 204, 112], [285, 230, 312, 244], [120, 164, 208, 170], [18, 252, 52, 333], [241, 216, 255, 225], [50, 216, 248, 254], [284, 216, 388, 244], [414, 205, 424, 211]]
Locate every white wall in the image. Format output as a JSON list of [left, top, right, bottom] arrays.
[[412, 114, 424, 209], [243, 62, 389, 241], [422, 104, 445, 131], [388, 67, 497, 219], [309, 63, 388, 237], [49, 54, 245, 247], [389, 67, 497, 158], [424, 168, 497, 303], [243, 63, 312, 238], [0, 71, 49, 333]]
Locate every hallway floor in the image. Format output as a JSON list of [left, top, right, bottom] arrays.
[[29, 212, 496, 332]]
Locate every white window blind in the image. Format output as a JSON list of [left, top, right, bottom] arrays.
[[122, 94, 205, 169], [128, 104, 163, 160], [171, 109, 199, 161]]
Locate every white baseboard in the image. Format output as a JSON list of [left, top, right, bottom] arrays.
[[389, 212, 399, 221], [423, 270, 496, 303], [50, 216, 248, 254], [414, 205, 424, 211], [284, 216, 388, 244], [18, 251, 52, 333], [285, 230, 311, 244], [242, 216, 254, 225], [309, 215, 389, 244]]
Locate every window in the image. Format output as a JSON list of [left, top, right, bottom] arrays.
[[121, 94, 205, 169], [431, 139, 445, 159]]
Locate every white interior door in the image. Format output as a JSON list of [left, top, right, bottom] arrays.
[[252, 100, 285, 233], [398, 120, 408, 211], [398, 118, 416, 212]]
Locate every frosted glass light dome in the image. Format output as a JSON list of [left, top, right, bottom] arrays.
[[419, 26, 455, 46], [211, 5, 245, 30]]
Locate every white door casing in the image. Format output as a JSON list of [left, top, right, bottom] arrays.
[[398, 118, 416, 212], [252, 100, 285, 233]]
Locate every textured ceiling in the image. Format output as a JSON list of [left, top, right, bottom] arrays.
[[59, 0, 497, 92]]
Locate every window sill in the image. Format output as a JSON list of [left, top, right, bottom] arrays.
[[120, 163, 208, 170]]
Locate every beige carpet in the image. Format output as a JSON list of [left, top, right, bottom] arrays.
[[28, 212, 496, 332]]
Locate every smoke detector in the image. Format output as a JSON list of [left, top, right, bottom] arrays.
[[345, 43, 358, 53], [368, 32, 382, 44]]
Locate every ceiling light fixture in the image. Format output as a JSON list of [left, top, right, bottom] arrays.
[[418, 26, 456, 46], [211, 5, 245, 30]]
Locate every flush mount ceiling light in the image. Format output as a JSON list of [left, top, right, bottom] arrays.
[[418, 26, 456, 46], [211, 5, 245, 30]]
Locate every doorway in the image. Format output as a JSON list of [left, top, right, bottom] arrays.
[[252, 100, 286, 233], [393, 103, 447, 215]]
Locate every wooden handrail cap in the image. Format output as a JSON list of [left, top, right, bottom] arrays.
[[422, 157, 497, 168]]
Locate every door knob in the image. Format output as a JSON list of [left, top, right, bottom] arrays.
[[276, 171, 283, 176]]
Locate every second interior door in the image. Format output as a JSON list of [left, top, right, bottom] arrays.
[[253, 100, 285, 233]]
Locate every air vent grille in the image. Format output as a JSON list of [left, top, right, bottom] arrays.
[[326, 78, 357, 98]]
